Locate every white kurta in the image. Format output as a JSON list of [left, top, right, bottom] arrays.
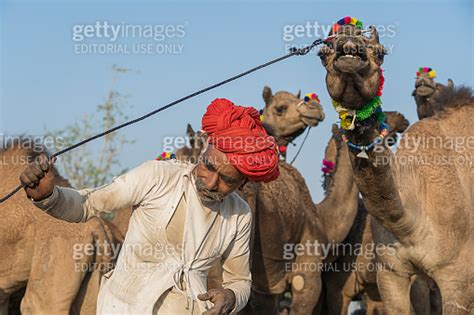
[[33, 160, 252, 314]]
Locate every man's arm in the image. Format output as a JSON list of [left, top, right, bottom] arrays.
[[32, 160, 161, 222], [220, 210, 252, 313]]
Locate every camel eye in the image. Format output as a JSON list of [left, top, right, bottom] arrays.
[[275, 106, 287, 114], [318, 51, 327, 61], [375, 46, 387, 61]]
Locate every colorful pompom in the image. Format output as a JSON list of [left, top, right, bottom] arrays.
[[322, 159, 336, 169], [278, 145, 287, 154], [303, 92, 320, 103], [376, 68, 385, 97], [341, 118, 352, 130], [416, 67, 436, 78], [156, 151, 176, 161], [333, 16, 363, 33]]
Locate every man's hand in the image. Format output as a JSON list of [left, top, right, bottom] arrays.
[[19, 153, 56, 201], [198, 288, 236, 315]]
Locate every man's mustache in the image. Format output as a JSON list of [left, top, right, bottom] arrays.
[[195, 177, 224, 201]]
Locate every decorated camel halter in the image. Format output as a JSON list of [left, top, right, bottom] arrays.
[[332, 67, 389, 159], [416, 67, 436, 78], [332, 16, 363, 34], [332, 68, 385, 131], [341, 123, 389, 159]]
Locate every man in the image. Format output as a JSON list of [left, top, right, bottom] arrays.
[[20, 98, 280, 315]]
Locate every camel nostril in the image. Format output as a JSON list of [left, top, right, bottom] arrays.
[[343, 41, 358, 54]]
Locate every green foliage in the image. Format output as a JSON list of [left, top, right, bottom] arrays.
[[47, 66, 135, 189]]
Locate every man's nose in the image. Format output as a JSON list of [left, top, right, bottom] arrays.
[[206, 173, 219, 191]]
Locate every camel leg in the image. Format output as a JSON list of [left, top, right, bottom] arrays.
[[377, 269, 411, 314], [365, 294, 384, 315], [289, 255, 322, 315], [409, 277, 430, 315], [323, 270, 359, 315], [435, 280, 472, 314], [240, 289, 279, 315], [364, 284, 383, 315], [0, 293, 9, 315], [429, 283, 442, 315]]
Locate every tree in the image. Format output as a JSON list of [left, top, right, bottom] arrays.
[[47, 65, 135, 189]]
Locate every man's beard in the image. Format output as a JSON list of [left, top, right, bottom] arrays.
[[194, 176, 225, 202]]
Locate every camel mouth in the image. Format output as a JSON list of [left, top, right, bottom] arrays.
[[334, 54, 369, 73], [279, 122, 307, 141], [415, 85, 435, 97], [333, 39, 368, 73], [300, 113, 324, 127], [297, 101, 325, 127]]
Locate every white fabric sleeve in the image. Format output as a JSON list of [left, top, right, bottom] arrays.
[[32, 160, 161, 222], [221, 209, 252, 313]]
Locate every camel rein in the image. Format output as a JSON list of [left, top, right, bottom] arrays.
[[0, 36, 333, 204]]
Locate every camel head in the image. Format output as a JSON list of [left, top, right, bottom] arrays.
[[318, 17, 386, 109], [412, 67, 454, 119], [175, 123, 206, 164], [261, 86, 324, 146], [383, 111, 410, 144]]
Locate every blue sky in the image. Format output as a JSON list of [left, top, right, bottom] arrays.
[[1, 0, 472, 201]]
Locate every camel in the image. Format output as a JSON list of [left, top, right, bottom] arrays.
[[317, 113, 435, 315], [319, 120, 443, 315], [0, 139, 123, 314], [412, 67, 454, 119], [318, 18, 473, 314]]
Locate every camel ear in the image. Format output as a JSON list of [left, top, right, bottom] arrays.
[[447, 79, 454, 89], [331, 123, 339, 135], [411, 89, 416, 97], [186, 123, 195, 138], [186, 123, 195, 147], [368, 25, 380, 44], [262, 86, 273, 106], [296, 90, 301, 99]]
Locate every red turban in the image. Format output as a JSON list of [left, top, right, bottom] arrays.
[[201, 98, 280, 183]]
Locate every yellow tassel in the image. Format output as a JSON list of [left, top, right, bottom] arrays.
[[341, 118, 351, 129]]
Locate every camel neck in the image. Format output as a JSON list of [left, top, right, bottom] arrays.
[[344, 119, 416, 242], [316, 138, 359, 245]]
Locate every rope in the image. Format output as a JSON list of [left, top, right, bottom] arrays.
[[0, 37, 328, 204], [290, 127, 312, 166]]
